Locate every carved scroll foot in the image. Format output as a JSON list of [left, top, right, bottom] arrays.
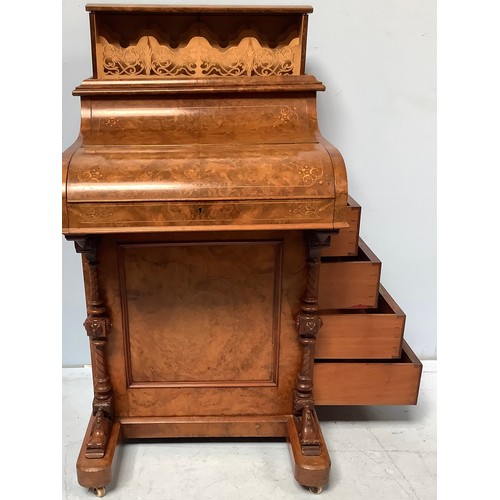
[[287, 409, 330, 491], [77, 414, 121, 491], [86, 409, 112, 459], [298, 406, 321, 456]]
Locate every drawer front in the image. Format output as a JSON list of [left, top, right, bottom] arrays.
[[319, 239, 381, 309], [316, 285, 405, 359], [322, 196, 361, 257], [313, 341, 422, 406]]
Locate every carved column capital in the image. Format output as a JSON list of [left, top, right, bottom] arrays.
[[84, 316, 111, 339], [304, 230, 334, 258], [295, 314, 323, 339], [66, 234, 101, 264]]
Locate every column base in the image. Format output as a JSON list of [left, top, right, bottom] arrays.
[[287, 409, 331, 490], [76, 414, 121, 492]]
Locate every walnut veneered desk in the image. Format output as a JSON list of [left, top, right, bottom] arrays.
[[62, 4, 421, 496]]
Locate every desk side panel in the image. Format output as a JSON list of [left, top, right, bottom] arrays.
[[98, 231, 306, 417]]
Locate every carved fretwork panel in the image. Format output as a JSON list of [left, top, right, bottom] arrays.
[[91, 12, 306, 79], [96, 35, 301, 78]]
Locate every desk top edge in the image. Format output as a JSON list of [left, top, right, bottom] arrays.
[[85, 4, 314, 14]]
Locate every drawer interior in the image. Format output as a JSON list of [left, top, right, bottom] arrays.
[[314, 341, 422, 406], [319, 239, 381, 310], [322, 195, 361, 257], [316, 285, 405, 359]]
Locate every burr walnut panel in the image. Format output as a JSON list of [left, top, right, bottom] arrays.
[[118, 240, 282, 387], [67, 145, 333, 203], [82, 96, 315, 145], [65, 199, 337, 234], [97, 230, 306, 418]]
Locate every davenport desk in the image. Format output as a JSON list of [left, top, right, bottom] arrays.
[[62, 4, 422, 496]]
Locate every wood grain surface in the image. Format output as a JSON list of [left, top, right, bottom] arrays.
[[314, 341, 422, 406], [319, 239, 381, 309], [322, 195, 361, 257], [316, 284, 405, 359], [97, 230, 307, 418], [120, 240, 281, 387], [86, 5, 314, 14]]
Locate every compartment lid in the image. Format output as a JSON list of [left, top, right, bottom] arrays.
[[66, 142, 334, 203]]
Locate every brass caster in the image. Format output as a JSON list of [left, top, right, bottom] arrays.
[[93, 487, 106, 497], [309, 486, 323, 494]]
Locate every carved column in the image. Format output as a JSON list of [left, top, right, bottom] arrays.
[[69, 235, 113, 459], [293, 230, 332, 456]]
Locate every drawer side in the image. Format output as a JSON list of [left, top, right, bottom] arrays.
[[314, 341, 422, 406], [316, 285, 405, 359]]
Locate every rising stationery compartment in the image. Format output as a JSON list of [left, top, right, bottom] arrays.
[[62, 4, 348, 235]]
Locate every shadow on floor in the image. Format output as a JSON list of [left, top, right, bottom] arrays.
[[317, 403, 427, 423]]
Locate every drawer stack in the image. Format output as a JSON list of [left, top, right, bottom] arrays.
[[315, 196, 422, 405]]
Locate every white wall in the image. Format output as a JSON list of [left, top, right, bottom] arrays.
[[62, 0, 436, 365]]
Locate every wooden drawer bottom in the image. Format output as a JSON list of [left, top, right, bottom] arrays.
[[314, 341, 422, 406]]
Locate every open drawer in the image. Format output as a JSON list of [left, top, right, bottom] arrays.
[[319, 239, 381, 309], [322, 195, 361, 257], [313, 340, 422, 405], [315, 285, 405, 359]]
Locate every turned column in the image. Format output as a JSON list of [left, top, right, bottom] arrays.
[[293, 230, 333, 456], [69, 235, 114, 459]]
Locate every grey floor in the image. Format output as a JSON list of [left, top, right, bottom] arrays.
[[62, 361, 436, 499]]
